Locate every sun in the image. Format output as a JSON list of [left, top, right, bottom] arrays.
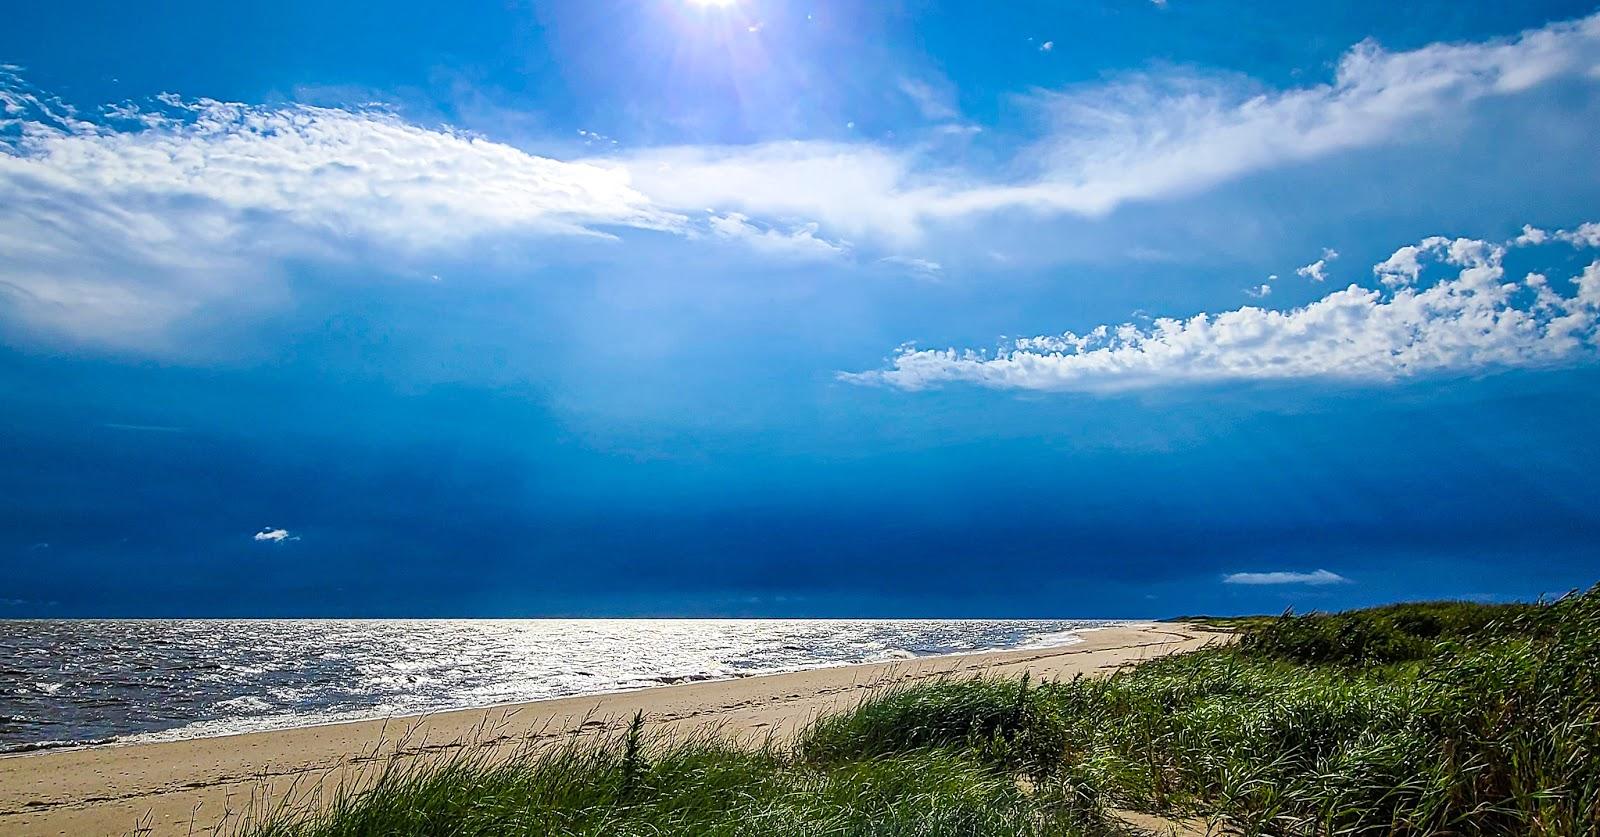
[[686, 0, 738, 7]]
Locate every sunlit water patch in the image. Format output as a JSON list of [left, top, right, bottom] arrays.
[[0, 619, 1116, 752]]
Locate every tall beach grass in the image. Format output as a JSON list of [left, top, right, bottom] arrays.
[[242, 585, 1600, 836]]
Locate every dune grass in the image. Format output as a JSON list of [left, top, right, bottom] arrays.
[[244, 715, 1089, 837], [243, 586, 1600, 836]]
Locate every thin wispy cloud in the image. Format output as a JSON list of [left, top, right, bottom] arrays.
[[897, 77, 959, 121], [844, 225, 1600, 392], [1224, 569, 1350, 585], [102, 422, 185, 433], [253, 527, 294, 543], [706, 212, 850, 261], [879, 256, 944, 279], [614, 13, 1600, 241]]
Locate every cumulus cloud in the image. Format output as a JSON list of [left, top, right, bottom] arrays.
[[1557, 222, 1600, 248], [1223, 569, 1350, 586], [1296, 248, 1340, 282], [1512, 223, 1600, 249], [1245, 283, 1272, 298], [1513, 224, 1550, 247], [253, 527, 293, 543], [844, 225, 1600, 392]]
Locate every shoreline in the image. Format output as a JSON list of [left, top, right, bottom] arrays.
[[1, 622, 1219, 836], [5, 622, 1118, 758]]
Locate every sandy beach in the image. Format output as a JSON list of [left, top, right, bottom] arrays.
[[0, 622, 1217, 836]]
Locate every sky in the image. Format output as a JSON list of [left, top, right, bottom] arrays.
[[2, 0, 1599, 617]]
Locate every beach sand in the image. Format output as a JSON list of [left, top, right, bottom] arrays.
[[1, 622, 1219, 836]]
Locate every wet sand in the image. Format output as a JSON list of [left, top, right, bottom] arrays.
[[0, 622, 1220, 836]]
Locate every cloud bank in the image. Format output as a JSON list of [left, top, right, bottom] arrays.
[[2, 12, 1597, 346], [844, 227, 1600, 391], [0, 73, 684, 343]]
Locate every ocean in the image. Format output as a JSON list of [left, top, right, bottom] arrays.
[[0, 618, 1113, 753]]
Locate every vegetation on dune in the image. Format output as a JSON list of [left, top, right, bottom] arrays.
[[244, 586, 1600, 837]]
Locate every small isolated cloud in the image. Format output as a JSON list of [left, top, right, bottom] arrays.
[[1039, 41, 1055, 52], [253, 527, 293, 543], [706, 212, 849, 261], [1245, 283, 1272, 298], [844, 224, 1600, 392], [1296, 247, 1340, 282], [1224, 569, 1351, 586]]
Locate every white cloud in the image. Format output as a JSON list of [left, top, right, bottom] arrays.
[[1514, 222, 1600, 249], [1223, 569, 1350, 586], [1295, 260, 1329, 281], [253, 527, 293, 543], [1039, 41, 1055, 53], [1374, 236, 1503, 287], [0, 75, 681, 344], [1557, 222, 1600, 248], [614, 142, 929, 244], [1296, 248, 1340, 282], [613, 13, 1600, 241], [844, 226, 1600, 392], [706, 212, 849, 260], [4, 12, 1599, 346], [1245, 283, 1272, 298], [1513, 224, 1550, 246]]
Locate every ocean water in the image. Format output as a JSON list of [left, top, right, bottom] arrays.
[[0, 619, 1113, 753]]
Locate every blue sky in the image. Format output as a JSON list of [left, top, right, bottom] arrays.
[[2, 1, 1598, 617]]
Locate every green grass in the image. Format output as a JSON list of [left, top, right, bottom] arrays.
[[245, 719, 1090, 837], [242, 586, 1600, 837]]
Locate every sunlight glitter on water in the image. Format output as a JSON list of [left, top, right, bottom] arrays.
[[0, 618, 1115, 751]]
